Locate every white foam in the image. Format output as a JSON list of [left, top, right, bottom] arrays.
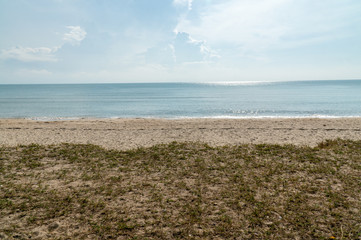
[[168, 115, 361, 120], [20, 115, 361, 121], [26, 117, 83, 121]]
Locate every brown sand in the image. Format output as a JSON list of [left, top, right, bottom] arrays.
[[1, 118, 361, 149]]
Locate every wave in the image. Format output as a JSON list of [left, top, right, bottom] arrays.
[[138, 115, 361, 120], [19, 115, 361, 121], [206, 115, 361, 119], [25, 117, 83, 121]]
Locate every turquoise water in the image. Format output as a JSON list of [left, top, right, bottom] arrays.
[[0, 80, 361, 119]]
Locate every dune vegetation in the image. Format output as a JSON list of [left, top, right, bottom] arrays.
[[1, 139, 360, 239]]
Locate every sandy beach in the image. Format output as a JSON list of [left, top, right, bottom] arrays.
[[2, 118, 361, 238], [1, 118, 361, 149]]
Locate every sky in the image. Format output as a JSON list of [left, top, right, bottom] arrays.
[[0, 0, 361, 84]]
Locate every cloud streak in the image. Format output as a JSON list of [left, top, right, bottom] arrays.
[[0, 26, 86, 62], [0, 46, 59, 62]]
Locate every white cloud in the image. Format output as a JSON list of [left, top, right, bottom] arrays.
[[176, 0, 289, 51], [175, 0, 360, 54], [173, 0, 193, 10], [144, 32, 218, 65], [0, 25, 87, 62], [173, 32, 218, 63], [63, 26, 87, 45], [17, 69, 52, 75], [0, 46, 59, 62]]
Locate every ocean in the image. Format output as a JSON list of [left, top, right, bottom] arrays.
[[0, 80, 360, 119]]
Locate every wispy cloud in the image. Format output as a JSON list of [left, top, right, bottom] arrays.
[[63, 26, 87, 45], [0, 46, 59, 62], [144, 32, 218, 65], [175, 0, 361, 54], [0, 26, 87, 62], [173, 0, 193, 10], [173, 32, 218, 63], [176, 0, 290, 51], [17, 69, 52, 75]]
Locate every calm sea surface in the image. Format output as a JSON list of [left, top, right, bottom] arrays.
[[0, 80, 361, 119]]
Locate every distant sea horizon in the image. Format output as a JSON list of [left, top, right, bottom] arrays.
[[1, 79, 361, 120]]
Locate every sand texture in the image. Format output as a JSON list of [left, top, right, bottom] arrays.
[[1, 118, 361, 149]]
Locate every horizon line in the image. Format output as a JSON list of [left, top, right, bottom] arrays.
[[1, 78, 361, 85]]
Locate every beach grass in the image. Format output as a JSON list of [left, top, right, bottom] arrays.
[[0, 139, 360, 239]]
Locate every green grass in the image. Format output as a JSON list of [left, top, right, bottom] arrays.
[[0, 139, 360, 239]]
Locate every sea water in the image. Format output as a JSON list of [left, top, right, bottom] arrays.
[[0, 80, 361, 119]]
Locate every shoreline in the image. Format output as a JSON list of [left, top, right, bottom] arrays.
[[1, 117, 361, 149], [3, 115, 361, 121]]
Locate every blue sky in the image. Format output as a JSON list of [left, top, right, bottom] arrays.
[[0, 0, 360, 84]]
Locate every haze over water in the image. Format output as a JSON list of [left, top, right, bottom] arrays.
[[1, 80, 360, 119]]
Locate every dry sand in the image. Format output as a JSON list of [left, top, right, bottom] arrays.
[[1, 118, 361, 149]]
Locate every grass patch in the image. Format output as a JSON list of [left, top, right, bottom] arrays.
[[0, 139, 360, 239]]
